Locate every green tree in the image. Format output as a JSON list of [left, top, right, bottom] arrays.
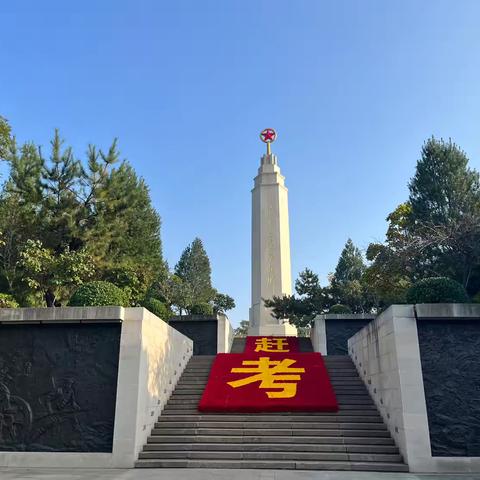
[[212, 292, 235, 313], [409, 137, 480, 225], [407, 139, 480, 291], [0, 119, 165, 306], [18, 239, 95, 306], [169, 274, 194, 316], [0, 116, 11, 161], [329, 239, 371, 313], [175, 237, 214, 305], [40, 130, 84, 252], [234, 320, 249, 337]]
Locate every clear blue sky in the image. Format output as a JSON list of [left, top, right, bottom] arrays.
[[1, 1, 480, 326]]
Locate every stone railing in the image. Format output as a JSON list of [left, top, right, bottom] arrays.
[[348, 304, 480, 473]]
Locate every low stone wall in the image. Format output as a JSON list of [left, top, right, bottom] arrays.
[[348, 304, 480, 473], [311, 314, 375, 354], [169, 313, 234, 354], [0, 307, 193, 468]]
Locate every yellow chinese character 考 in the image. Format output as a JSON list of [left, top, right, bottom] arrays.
[[254, 337, 290, 353], [227, 357, 305, 398]]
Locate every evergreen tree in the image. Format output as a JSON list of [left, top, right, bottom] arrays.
[[212, 292, 235, 313], [409, 137, 480, 225], [0, 116, 11, 161], [175, 237, 214, 306], [332, 239, 365, 284], [41, 130, 84, 251], [0, 118, 165, 306], [330, 239, 370, 313]]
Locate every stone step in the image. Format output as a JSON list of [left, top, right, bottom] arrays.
[[168, 393, 372, 402], [138, 450, 403, 463], [157, 414, 384, 423], [142, 443, 399, 454], [166, 400, 377, 406], [153, 422, 388, 431], [162, 406, 379, 414], [150, 428, 391, 437], [147, 435, 396, 445], [134, 459, 409, 472]]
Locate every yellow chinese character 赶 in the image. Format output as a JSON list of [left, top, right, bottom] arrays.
[[227, 357, 305, 398], [254, 337, 290, 353]]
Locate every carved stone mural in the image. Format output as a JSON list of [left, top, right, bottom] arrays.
[[326, 318, 372, 355], [0, 323, 121, 452], [417, 319, 480, 456]]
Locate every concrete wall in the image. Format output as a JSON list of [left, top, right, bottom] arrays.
[[0, 307, 193, 468], [311, 314, 375, 355], [217, 313, 234, 353], [169, 313, 234, 354], [348, 304, 480, 473]]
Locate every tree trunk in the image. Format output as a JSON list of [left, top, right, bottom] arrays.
[[45, 288, 56, 307]]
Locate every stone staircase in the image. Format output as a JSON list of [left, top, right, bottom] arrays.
[[135, 345, 408, 471]]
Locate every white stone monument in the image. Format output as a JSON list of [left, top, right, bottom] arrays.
[[248, 129, 297, 336]]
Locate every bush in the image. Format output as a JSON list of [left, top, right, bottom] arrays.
[[141, 297, 174, 321], [69, 281, 127, 307], [473, 291, 480, 303], [190, 302, 214, 316], [0, 293, 19, 308], [406, 277, 469, 304], [328, 304, 352, 314]]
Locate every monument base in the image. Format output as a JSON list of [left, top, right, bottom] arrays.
[[248, 322, 297, 337]]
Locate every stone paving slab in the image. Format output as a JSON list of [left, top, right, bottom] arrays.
[[1, 468, 480, 480]]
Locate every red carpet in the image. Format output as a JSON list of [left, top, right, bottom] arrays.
[[198, 337, 338, 413]]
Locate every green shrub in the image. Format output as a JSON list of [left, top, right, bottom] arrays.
[[473, 291, 480, 304], [0, 293, 19, 308], [406, 277, 469, 304], [190, 302, 214, 316], [69, 281, 127, 307], [328, 304, 352, 314], [141, 297, 174, 321]]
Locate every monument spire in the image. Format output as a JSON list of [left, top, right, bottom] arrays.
[[248, 129, 297, 336]]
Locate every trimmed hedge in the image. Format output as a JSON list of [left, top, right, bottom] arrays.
[[0, 293, 19, 308], [69, 281, 127, 307], [190, 302, 214, 316], [406, 277, 469, 304], [141, 297, 174, 321], [328, 304, 352, 314]]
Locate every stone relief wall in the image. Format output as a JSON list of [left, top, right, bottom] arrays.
[[0, 323, 120, 452], [169, 319, 217, 355], [417, 319, 480, 457], [326, 318, 372, 355]]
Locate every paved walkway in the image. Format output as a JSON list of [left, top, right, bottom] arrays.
[[1, 469, 480, 480]]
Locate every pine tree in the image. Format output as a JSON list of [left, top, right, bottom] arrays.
[[0, 116, 11, 161], [330, 239, 369, 313], [333, 239, 365, 284], [175, 237, 214, 306], [40, 130, 84, 251], [409, 137, 480, 224]]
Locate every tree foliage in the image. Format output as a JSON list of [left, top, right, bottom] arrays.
[[366, 137, 480, 305], [0, 118, 165, 306], [175, 238, 214, 304], [69, 281, 128, 307], [406, 277, 469, 304]]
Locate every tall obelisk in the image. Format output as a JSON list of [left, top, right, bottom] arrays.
[[248, 129, 297, 336]]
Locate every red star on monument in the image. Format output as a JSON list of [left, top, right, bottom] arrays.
[[260, 128, 276, 143]]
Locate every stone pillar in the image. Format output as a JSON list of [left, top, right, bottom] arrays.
[[248, 152, 297, 336]]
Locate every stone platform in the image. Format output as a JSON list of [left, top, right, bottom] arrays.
[[1, 467, 479, 480]]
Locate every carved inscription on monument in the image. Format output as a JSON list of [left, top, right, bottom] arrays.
[[0, 323, 121, 452]]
